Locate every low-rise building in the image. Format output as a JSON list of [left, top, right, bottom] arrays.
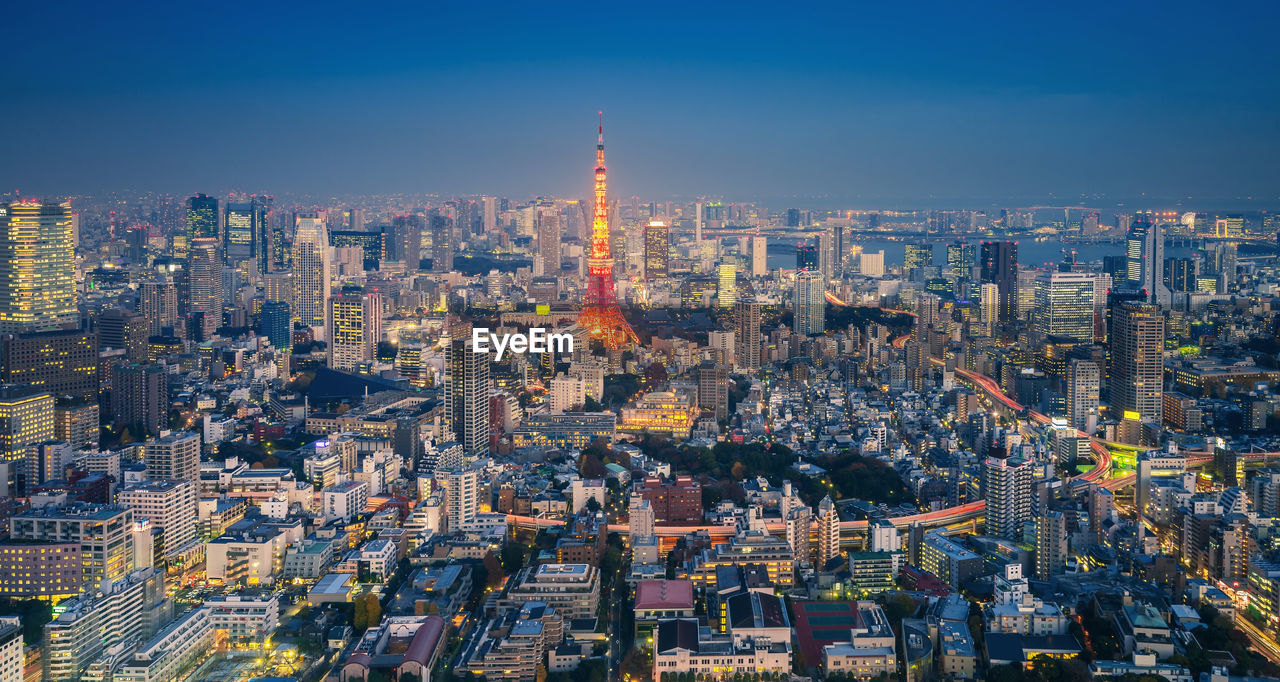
[[112, 607, 214, 682], [652, 618, 791, 679], [203, 594, 280, 646], [498, 564, 600, 619]]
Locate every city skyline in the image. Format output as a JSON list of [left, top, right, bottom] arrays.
[[2, 3, 1279, 206]]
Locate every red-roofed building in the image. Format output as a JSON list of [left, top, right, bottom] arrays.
[[635, 579, 695, 642], [900, 564, 952, 597]]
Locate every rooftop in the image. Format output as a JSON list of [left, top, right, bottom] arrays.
[[635, 579, 695, 611]]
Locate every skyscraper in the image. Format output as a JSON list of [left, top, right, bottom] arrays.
[[1032, 272, 1096, 343], [389, 214, 423, 271], [734, 300, 761, 371], [817, 230, 834, 279], [0, 201, 76, 333], [326, 288, 382, 372], [983, 456, 1032, 541], [185, 194, 219, 245], [749, 236, 767, 278], [904, 242, 933, 278], [946, 241, 976, 281], [1127, 220, 1170, 305], [186, 237, 223, 337], [979, 283, 999, 334], [716, 260, 736, 308], [980, 241, 1017, 324], [140, 278, 180, 336], [793, 269, 825, 336], [643, 220, 669, 280], [537, 207, 561, 277], [1110, 302, 1164, 424], [259, 300, 291, 352], [224, 198, 270, 272], [795, 244, 819, 271], [430, 214, 453, 272], [292, 212, 331, 330], [1066, 359, 1100, 433], [447, 336, 491, 456]]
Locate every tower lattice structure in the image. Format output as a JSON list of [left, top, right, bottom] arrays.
[[577, 113, 639, 349]]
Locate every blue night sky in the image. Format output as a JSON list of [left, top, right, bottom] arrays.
[[2, 1, 1278, 208]]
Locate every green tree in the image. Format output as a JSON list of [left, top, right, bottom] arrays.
[[353, 595, 368, 630], [363, 593, 382, 628], [500, 543, 525, 573]]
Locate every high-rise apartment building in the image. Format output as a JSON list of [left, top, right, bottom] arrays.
[[1032, 272, 1095, 343], [980, 241, 1017, 324], [794, 269, 825, 336], [140, 278, 180, 336], [292, 213, 331, 330], [186, 237, 223, 337], [983, 456, 1032, 541], [1110, 302, 1164, 424], [1034, 511, 1067, 580], [697, 362, 729, 421], [734, 300, 761, 371], [816, 496, 841, 569], [0, 201, 76, 333], [326, 288, 382, 372], [143, 431, 200, 482], [110, 365, 168, 436], [643, 220, 669, 280], [749, 236, 767, 278], [446, 338, 491, 456], [437, 466, 480, 532], [117, 479, 199, 562], [1066, 359, 1100, 434], [979, 283, 999, 333]]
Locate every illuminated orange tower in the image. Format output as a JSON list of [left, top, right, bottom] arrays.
[[577, 113, 639, 349]]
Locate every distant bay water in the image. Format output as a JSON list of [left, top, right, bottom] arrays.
[[765, 238, 1201, 272]]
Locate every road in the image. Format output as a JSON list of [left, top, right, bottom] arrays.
[[1236, 615, 1280, 666]]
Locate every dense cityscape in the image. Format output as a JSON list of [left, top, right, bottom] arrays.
[[4, 4, 1280, 682]]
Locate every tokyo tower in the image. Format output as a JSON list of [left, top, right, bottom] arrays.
[[577, 113, 639, 349]]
